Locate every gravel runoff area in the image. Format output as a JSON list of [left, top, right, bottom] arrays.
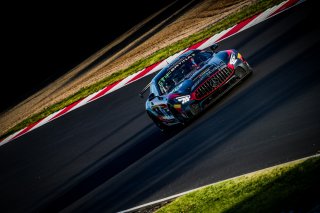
[[0, 0, 255, 136]]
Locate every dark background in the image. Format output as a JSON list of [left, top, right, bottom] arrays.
[[1, 0, 175, 113]]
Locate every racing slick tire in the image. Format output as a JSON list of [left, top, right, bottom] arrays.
[[147, 111, 170, 132]]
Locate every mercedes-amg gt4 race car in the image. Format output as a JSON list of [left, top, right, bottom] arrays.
[[140, 44, 253, 131]]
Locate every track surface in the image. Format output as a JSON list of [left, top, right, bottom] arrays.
[[1, 1, 320, 212]]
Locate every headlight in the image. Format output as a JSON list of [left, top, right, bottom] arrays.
[[176, 95, 191, 104], [229, 53, 237, 65]]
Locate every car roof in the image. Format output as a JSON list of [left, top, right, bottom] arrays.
[[152, 49, 199, 83]]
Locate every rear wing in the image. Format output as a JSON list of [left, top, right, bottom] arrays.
[[139, 82, 151, 98]]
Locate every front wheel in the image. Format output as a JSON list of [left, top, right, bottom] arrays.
[[235, 66, 247, 79], [147, 111, 170, 132], [235, 66, 252, 81]]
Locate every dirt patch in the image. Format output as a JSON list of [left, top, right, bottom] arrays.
[[0, 0, 256, 136]]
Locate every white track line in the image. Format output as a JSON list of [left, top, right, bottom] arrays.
[[0, 0, 304, 146], [118, 153, 320, 213]]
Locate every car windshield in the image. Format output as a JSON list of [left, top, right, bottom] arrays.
[[157, 51, 212, 94]]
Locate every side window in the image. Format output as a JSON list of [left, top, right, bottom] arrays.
[[150, 82, 159, 96]]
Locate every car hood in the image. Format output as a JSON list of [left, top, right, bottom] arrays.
[[171, 56, 225, 95]]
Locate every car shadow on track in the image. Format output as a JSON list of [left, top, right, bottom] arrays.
[[35, 115, 184, 212], [103, 44, 320, 212], [37, 42, 320, 212]]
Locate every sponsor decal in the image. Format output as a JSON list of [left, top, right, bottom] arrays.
[[237, 53, 244, 61], [174, 104, 182, 109], [176, 95, 191, 104]]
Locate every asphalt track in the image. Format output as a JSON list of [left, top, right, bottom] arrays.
[[1, 1, 320, 212]]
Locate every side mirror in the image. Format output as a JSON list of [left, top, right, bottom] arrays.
[[148, 93, 156, 101], [210, 43, 219, 52]]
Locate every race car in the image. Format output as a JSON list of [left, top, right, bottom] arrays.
[[140, 44, 253, 131]]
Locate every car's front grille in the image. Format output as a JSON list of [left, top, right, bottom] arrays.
[[194, 67, 233, 99]]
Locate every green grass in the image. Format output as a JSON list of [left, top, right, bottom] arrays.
[[156, 156, 320, 213], [1, 0, 286, 140]]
